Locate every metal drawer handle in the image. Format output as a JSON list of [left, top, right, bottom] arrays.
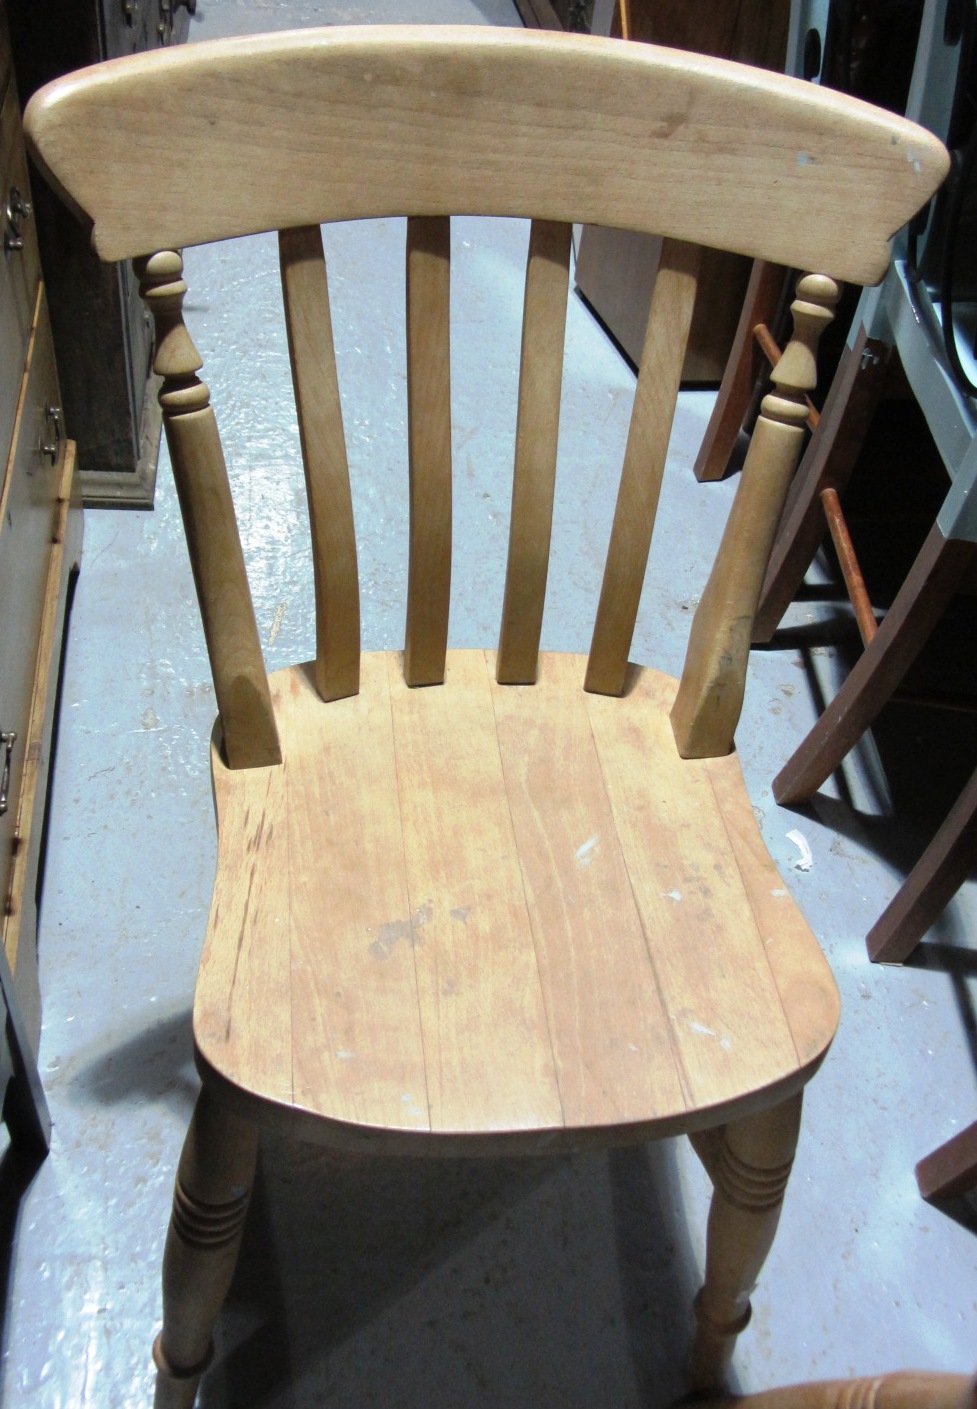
[[0, 732, 17, 816], [41, 405, 64, 464], [4, 187, 32, 254]]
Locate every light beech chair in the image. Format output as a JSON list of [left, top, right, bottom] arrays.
[[692, 1369, 975, 1408], [24, 26, 946, 1408]]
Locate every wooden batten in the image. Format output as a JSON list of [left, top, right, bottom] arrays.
[[279, 225, 360, 703], [404, 215, 453, 687], [136, 250, 281, 770], [497, 218, 571, 684], [585, 238, 700, 697]]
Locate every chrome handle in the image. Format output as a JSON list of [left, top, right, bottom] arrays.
[[4, 187, 32, 254], [0, 732, 17, 816], [41, 405, 64, 464]]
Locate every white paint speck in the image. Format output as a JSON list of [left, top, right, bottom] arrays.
[[662, 889, 683, 903], [336, 1050, 356, 1061], [628, 1043, 638, 1053], [690, 1021, 716, 1037], [576, 835, 600, 865], [770, 888, 788, 897], [786, 829, 813, 871], [720, 1037, 733, 1051]]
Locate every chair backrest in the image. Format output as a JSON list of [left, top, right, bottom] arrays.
[[23, 26, 948, 768]]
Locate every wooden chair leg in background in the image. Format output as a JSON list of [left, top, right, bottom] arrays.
[[694, 259, 786, 482], [773, 524, 977, 806], [153, 1086, 260, 1409], [866, 762, 977, 963], [753, 327, 891, 643], [916, 1120, 977, 1204], [689, 1092, 803, 1392]]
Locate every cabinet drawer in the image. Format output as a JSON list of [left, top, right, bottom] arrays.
[[0, 286, 62, 914], [1, 71, 41, 464]]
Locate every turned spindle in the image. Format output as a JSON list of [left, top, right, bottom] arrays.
[[671, 273, 840, 759], [136, 251, 281, 770]]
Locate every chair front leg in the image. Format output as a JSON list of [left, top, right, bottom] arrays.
[[690, 1091, 803, 1392], [153, 1086, 259, 1409]]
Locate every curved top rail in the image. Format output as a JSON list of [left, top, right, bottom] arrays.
[[25, 25, 947, 281]]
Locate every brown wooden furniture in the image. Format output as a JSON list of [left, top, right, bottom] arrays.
[[694, 1370, 975, 1408], [573, 0, 792, 381], [24, 26, 946, 1407], [7, 0, 191, 507], [0, 0, 81, 1078]]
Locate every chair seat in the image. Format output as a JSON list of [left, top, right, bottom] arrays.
[[193, 650, 839, 1153]]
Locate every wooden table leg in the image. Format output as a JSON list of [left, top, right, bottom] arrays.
[[153, 1086, 259, 1409], [690, 1092, 803, 1391]]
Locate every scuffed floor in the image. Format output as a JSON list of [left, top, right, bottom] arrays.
[[2, 2, 975, 1405]]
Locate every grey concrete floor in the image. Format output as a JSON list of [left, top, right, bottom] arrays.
[[2, 2, 976, 1404]]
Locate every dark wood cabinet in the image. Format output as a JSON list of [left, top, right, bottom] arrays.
[[7, 0, 191, 505]]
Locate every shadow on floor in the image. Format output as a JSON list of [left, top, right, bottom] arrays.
[[202, 1135, 702, 1408]]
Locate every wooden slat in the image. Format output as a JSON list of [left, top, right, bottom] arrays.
[[404, 215, 452, 686], [584, 669, 802, 1110], [585, 238, 700, 696], [497, 219, 571, 684], [488, 652, 687, 1128], [281, 658, 429, 1130], [279, 225, 360, 702], [27, 28, 948, 285], [387, 650, 564, 1134]]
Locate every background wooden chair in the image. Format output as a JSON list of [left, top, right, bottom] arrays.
[[23, 25, 946, 1408]]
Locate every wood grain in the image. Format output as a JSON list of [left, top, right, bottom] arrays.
[[25, 26, 948, 282], [136, 251, 280, 770], [585, 237, 699, 696], [404, 215, 452, 687], [671, 275, 839, 758], [279, 225, 360, 702], [194, 652, 836, 1147], [497, 219, 571, 684]]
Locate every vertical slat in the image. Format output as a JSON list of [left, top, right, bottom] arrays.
[[404, 215, 452, 686], [671, 274, 840, 759], [584, 238, 701, 696], [496, 219, 572, 685], [279, 225, 360, 702], [136, 250, 281, 770]]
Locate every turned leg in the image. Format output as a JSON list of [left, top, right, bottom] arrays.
[[690, 1092, 803, 1392], [153, 1086, 259, 1409]]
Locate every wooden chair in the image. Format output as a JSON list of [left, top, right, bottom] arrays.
[[690, 1369, 975, 1408], [23, 26, 946, 1408]]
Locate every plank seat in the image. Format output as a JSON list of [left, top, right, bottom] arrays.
[[197, 650, 839, 1149]]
